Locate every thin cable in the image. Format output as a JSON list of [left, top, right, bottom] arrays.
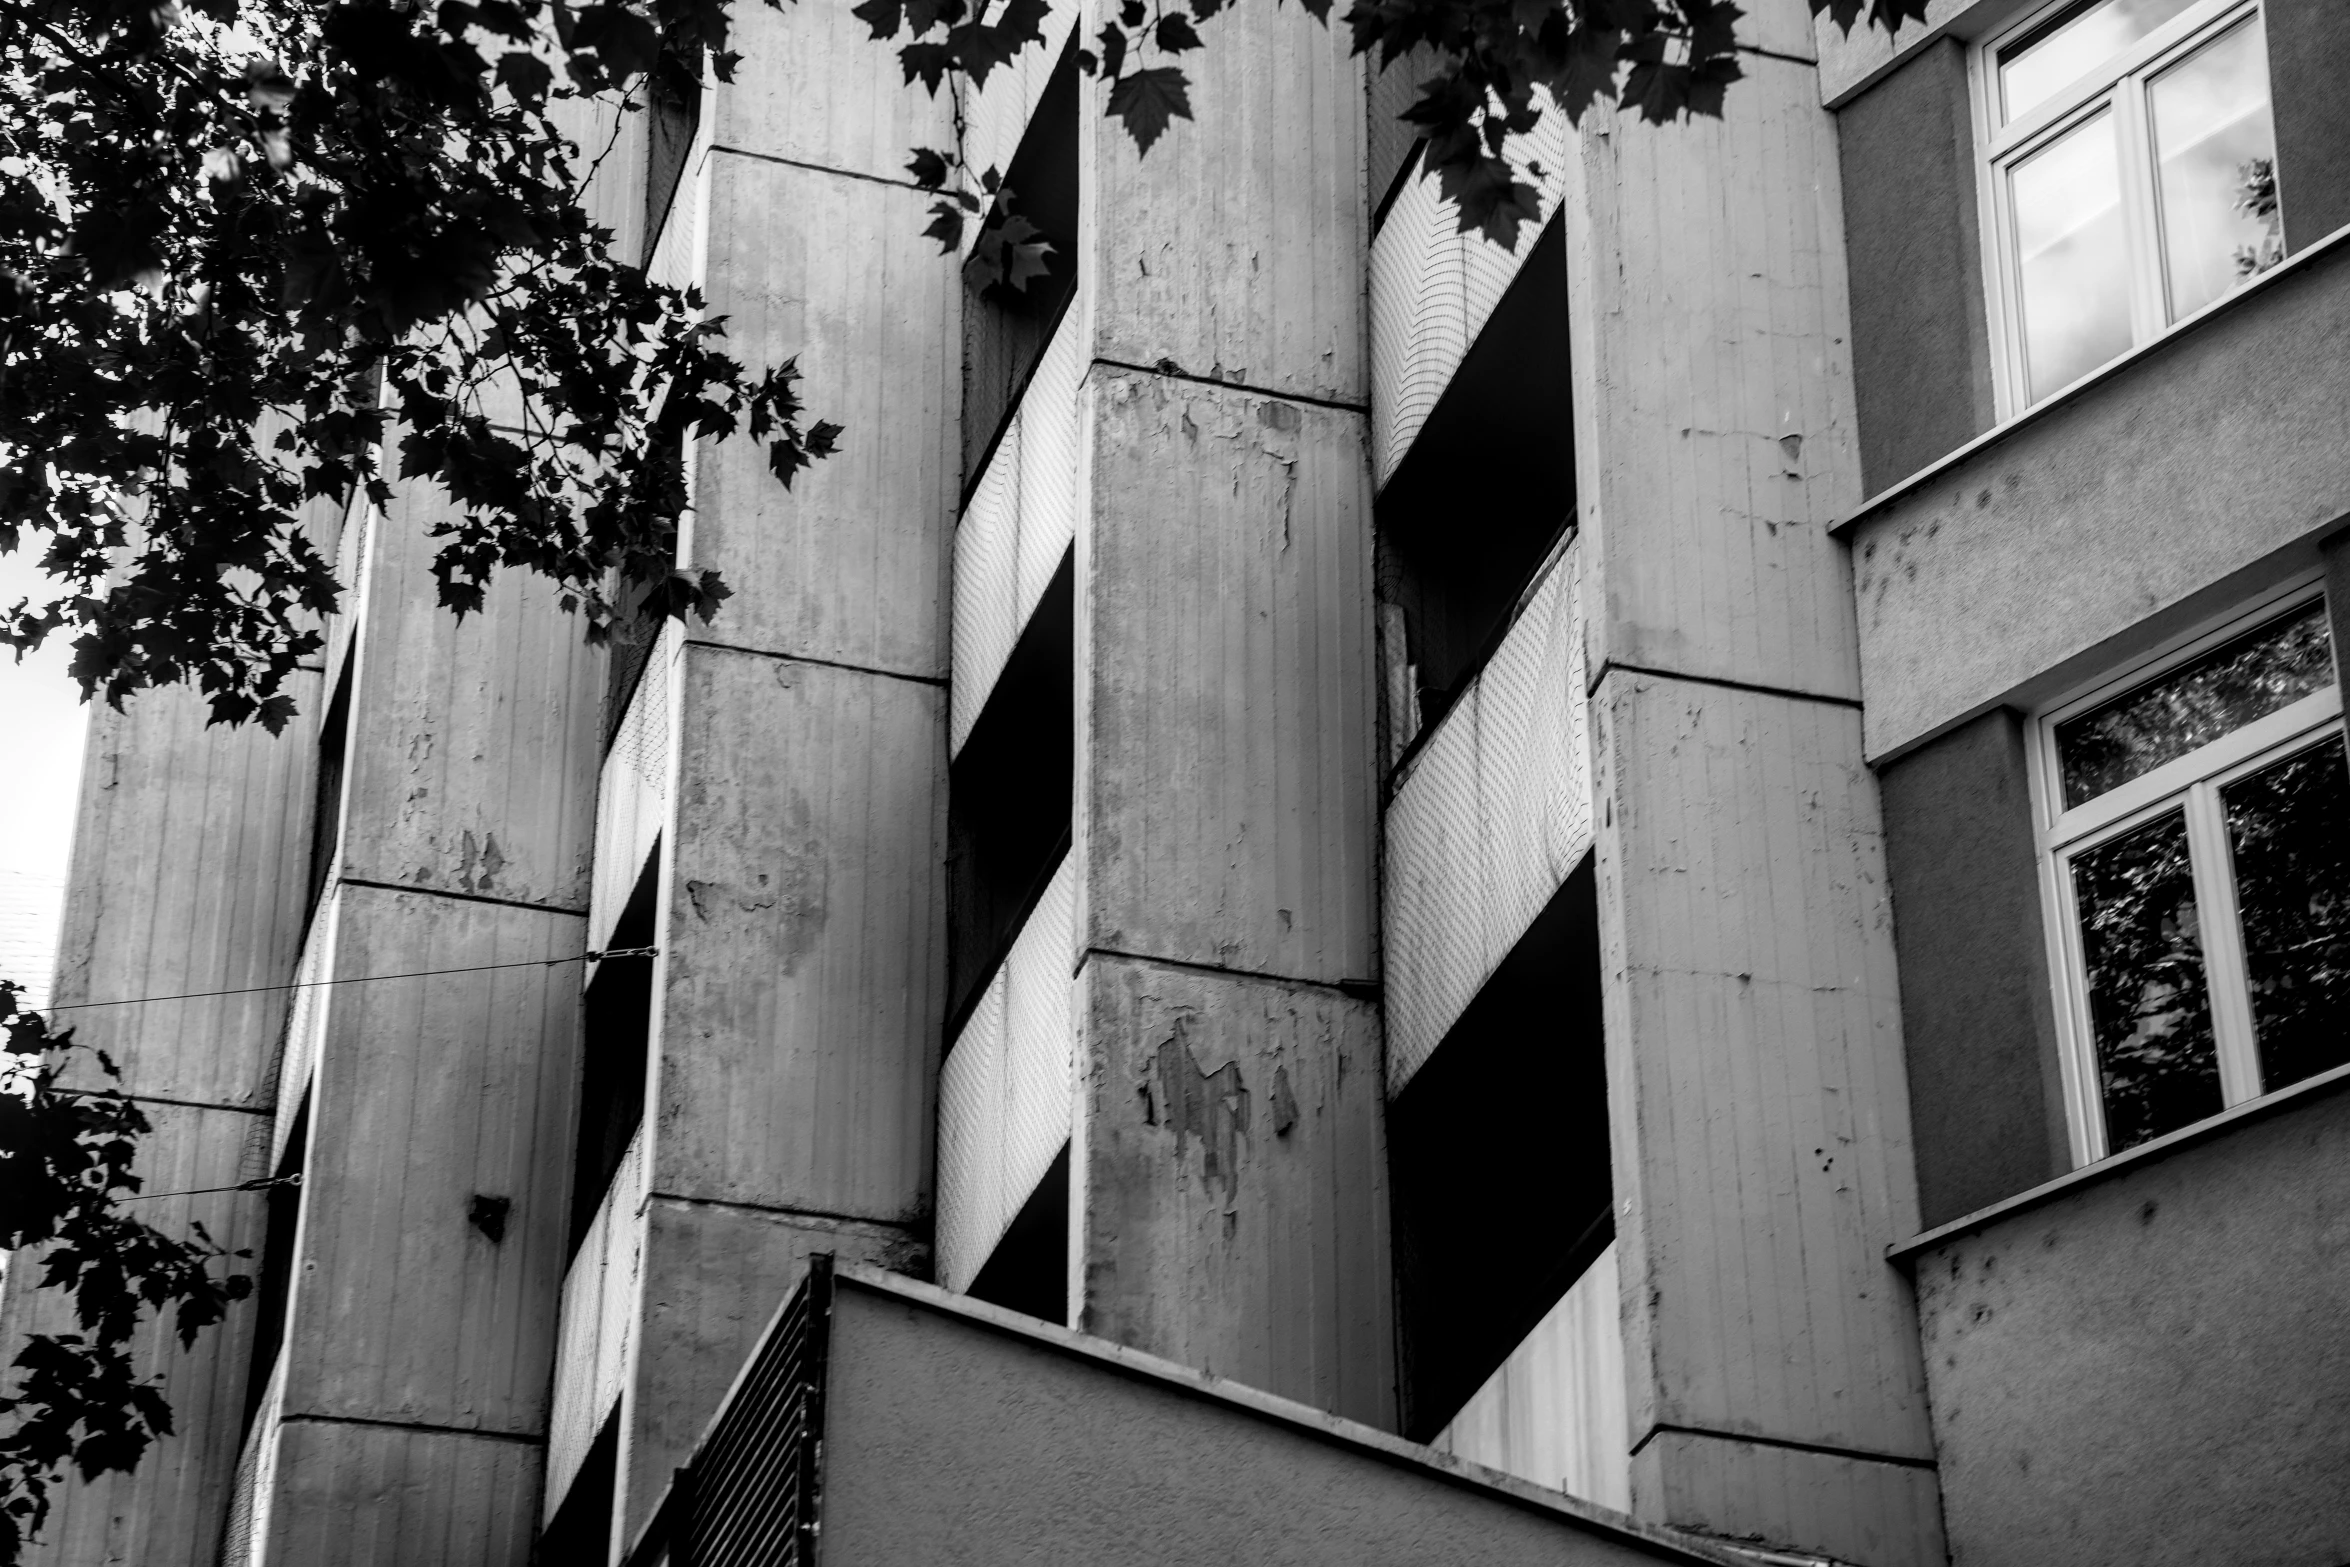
[[121, 1173, 304, 1202], [37, 947, 659, 1015]]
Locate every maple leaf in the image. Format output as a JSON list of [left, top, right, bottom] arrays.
[[1107, 65, 1194, 156]]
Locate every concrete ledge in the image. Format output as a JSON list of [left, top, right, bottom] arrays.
[[1889, 1060, 2350, 1262]]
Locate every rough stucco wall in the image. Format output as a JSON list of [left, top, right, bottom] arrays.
[[1916, 1082, 2350, 1567], [1877, 709, 2069, 1228], [2269, 0, 2350, 252], [1836, 37, 1996, 497], [1850, 239, 2350, 761], [820, 1280, 1726, 1567]]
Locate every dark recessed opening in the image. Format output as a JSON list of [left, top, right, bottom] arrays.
[[963, 31, 1081, 492], [306, 654, 354, 920], [241, 1092, 311, 1439], [534, 1403, 620, 1567], [642, 43, 703, 267], [966, 1142, 1071, 1326], [568, 849, 661, 1258], [1377, 209, 1573, 756], [1387, 853, 1611, 1441], [946, 548, 1075, 1037]]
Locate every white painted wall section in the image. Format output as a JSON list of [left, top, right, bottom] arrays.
[[1431, 1241, 1629, 1513], [1384, 540, 1591, 1092], [269, 889, 340, 1170], [544, 1125, 648, 1516], [588, 626, 676, 956], [950, 304, 1082, 754], [936, 852, 1075, 1292], [957, 0, 1081, 256], [1369, 94, 1568, 486]]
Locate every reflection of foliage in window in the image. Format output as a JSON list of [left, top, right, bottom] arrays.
[[2232, 156, 2286, 280], [2057, 602, 2332, 806], [2224, 735, 2350, 1091], [2072, 810, 2225, 1151]]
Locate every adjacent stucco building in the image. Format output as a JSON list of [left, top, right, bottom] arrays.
[[6, 0, 2347, 1563]]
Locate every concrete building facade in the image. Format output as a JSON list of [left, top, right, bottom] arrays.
[[6, 1, 2348, 1563]]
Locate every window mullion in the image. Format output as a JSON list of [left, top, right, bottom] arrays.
[[2112, 72, 2167, 344], [2183, 780, 2261, 1103]]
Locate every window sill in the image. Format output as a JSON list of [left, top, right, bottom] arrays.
[[1887, 1058, 2350, 1263], [1833, 218, 2350, 541]]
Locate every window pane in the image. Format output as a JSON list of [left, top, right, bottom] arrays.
[[2000, 0, 2199, 123], [2011, 113, 2134, 403], [2072, 809, 2225, 1152], [2150, 18, 2280, 321], [2057, 600, 2335, 808], [2223, 734, 2350, 1092]]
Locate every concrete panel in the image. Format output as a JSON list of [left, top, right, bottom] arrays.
[[1075, 953, 1393, 1428], [1079, 2, 1367, 405], [820, 1271, 1737, 1567], [1566, 54, 1866, 705], [283, 882, 582, 1434], [1593, 676, 1931, 1460], [1630, 1430, 1946, 1567], [1370, 89, 1567, 485], [1081, 374, 1378, 985], [1, 1102, 271, 1567], [340, 483, 603, 911], [255, 1420, 541, 1567], [1836, 38, 1996, 497], [686, 151, 958, 677], [1848, 239, 2350, 760], [2270, 0, 2350, 252], [617, 1200, 927, 1549], [655, 644, 945, 1218], [1385, 540, 1589, 1091], [1877, 710, 2070, 1227], [46, 674, 321, 1105], [1432, 1241, 1630, 1512], [703, 0, 955, 184], [1913, 1080, 2350, 1567]]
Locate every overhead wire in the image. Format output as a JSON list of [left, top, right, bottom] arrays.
[[28, 946, 660, 1016]]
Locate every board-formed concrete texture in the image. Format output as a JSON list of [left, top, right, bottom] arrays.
[[1908, 1076, 2350, 1567], [816, 1267, 1743, 1567]]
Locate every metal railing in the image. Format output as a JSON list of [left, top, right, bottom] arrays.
[[625, 1255, 834, 1567]]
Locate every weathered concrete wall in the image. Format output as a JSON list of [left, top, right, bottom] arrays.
[[1, 663, 322, 1566], [1564, 11, 1944, 1558], [596, 6, 963, 1548], [248, 497, 602, 1563], [1848, 237, 2350, 761], [1877, 710, 2070, 1226], [820, 1270, 1738, 1567], [1070, 5, 1392, 1419], [1914, 1079, 2350, 1567]]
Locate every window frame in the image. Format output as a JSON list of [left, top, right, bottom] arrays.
[[1972, 0, 2273, 418], [2028, 576, 2344, 1166]]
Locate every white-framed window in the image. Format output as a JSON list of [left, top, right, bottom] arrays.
[[2031, 584, 2349, 1164], [1975, 0, 2284, 413]]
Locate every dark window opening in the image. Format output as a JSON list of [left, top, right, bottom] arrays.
[[241, 1093, 311, 1439], [1377, 209, 1573, 763], [946, 549, 1075, 1038], [307, 654, 354, 919], [569, 849, 661, 1258], [962, 31, 1081, 493], [534, 1403, 620, 1567], [643, 43, 704, 267], [1387, 855, 1611, 1441], [966, 1142, 1071, 1326]]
